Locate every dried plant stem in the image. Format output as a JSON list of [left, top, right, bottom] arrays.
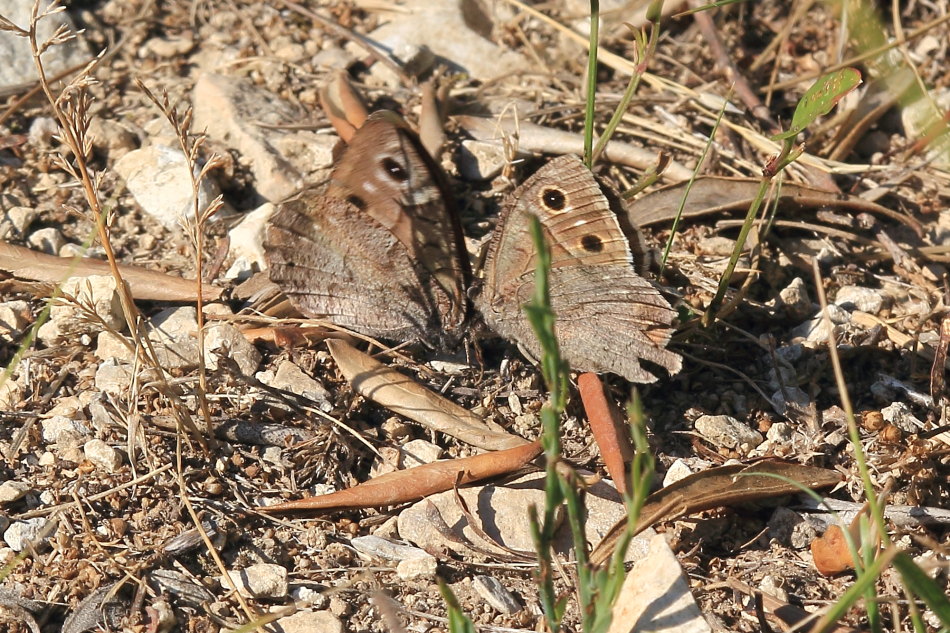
[[26, 1, 208, 451]]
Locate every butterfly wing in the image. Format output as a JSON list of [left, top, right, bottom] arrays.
[[476, 155, 681, 382], [328, 112, 471, 327], [264, 112, 469, 345]]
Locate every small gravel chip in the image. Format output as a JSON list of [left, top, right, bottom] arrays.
[[223, 562, 288, 598], [3, 518, 49, 552], [0, 481, 29, 505], [473, 575, 522, 614], [834, 285, 884, 314], [395, 554, 437, 580], [694, 415, 763, 451], [273, 610, 342, 633], [41, 416, 91, 445], [83, 439, 123, 472]]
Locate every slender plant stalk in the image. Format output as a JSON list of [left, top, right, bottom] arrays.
[[591, 0, 665, 165], [583, 0, 599, 167]]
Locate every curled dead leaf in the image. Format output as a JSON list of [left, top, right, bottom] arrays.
[[327, 339, 528, 451], [261, 439, 542, 513]]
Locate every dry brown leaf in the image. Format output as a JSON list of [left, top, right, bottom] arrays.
[[318, 69, 369, 143], [578, 372, 631, 495], [630, 176, 920, 230], [590, 460, 842, 566], [0, 242, 222, 302], [326, 339, 529, 451], [810, 496, 881, 576], [260, 439, 542, 513], [811, 524, 853, 576]]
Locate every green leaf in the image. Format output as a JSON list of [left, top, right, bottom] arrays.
[[772, 68, 862, 141], [893, 553, 950, 626], [438, 578, 477, 633]]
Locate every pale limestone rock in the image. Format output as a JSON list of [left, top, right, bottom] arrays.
[[203, 322, 261, 376], [607, 534, 711, 633], [223, 562, 288, 599], [83, 439, 123, 472], [114, 144, 219, 230]]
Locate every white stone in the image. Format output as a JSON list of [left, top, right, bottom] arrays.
[[41, 415, 91, 444], [37, 275, 124, 344], [290, 586, 329, 609], [0, 481, 29, 505], [399, 439, 443, 468], [0, 300, 29, 341], [272, 610, 342, 633], [361, 0, 527, 83], [27, 227, 65, 255], [0, 2, 90, 90], [88, 117, 138, 157], [28, 116, 58, 146], [83, 439, 123, 472], [778, 277, 813, 321], [145, 35, 195, 58], [228, 202, 275, 270], [44, 396, 82, 419], [791, 305, 851, 343], [114, 144, 219, 230], [396, 554, 437, 580], [192, 74, 334, 202], [3, 518, 49, 552], [147, 306, 200, 369], [662, 459, 696, 487], [607, 534, 711, 633], [203, 322, 260, 376], [96, 358, 134, 396], [694, 415, 763, 452], [834, 285, 885, 314], [260, 360, 330, 408], [351, 535, 429, 562], [95, 331, 132, 362], [7, 206, 37, 234], [398, 473, 650, 562], [146, 599, 176, 633], [766, 422, 793, 442], [223, 562, 288, 599], [223, 256, 254, 282], [881, 402, 924, 432]]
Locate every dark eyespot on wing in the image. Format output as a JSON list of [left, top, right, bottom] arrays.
[[581, 234, 604, 253], [542, 188, 566, 211], [346, 194, 366, 209], [382, 157, 409, 182]]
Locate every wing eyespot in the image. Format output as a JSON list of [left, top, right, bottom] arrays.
[[581, 234, 604, 253], [381, 157, 409, 182], [541, 187, 567, 212]]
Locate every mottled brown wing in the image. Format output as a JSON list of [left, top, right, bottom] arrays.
[[327, 111, 471, 325], [263, 111, 469, 346], [476, 155, 681, 382], [265, 195, 458, 344]]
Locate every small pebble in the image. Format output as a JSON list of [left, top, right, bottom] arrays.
[[223, 562, 288, 598], [84, 439, 123, 472]]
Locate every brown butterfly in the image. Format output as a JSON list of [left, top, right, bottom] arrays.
[[264, 112, 681, 382], [265, 111, 471, 347]]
